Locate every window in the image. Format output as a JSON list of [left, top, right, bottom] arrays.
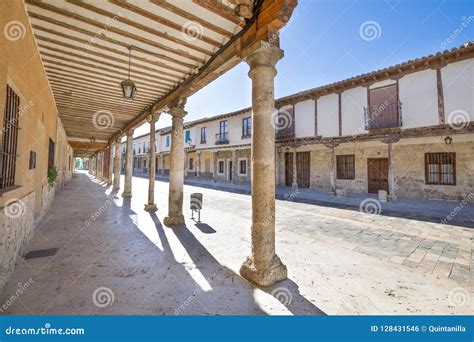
[[239, 159, 247, 175], [425, 153, 456, 185], [189, 158, 194, 170], [48, 138, 55, 173], [166, 136, 170, 147], [366, 84, 401, 130], [242, 117, 251, 138], [218, 160, 225, 174], [336, 155, 355, 180], [1, 85, 20, 189], [219, 120, 228, 134], [201, 127, 207, 143], [185, 130, 191, 142]]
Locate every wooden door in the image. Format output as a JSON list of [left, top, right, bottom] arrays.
[[296, 152, 310, 188], [284, 152, 293, 187], [367, 158, 389, 193]]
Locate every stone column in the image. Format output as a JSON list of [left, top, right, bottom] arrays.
[[232, 150, 237, 183], [329, 147, 336, 194], [239, 42, 287, 286], [108, 145, 114, 185], [160, 154, 164, 176], [145, 113, 160, 212], [164, 98, 187, 227], [122, 129, 134, 197], [196, 151, 201, 178], [292, 147, 298, 191], [113, 139, 122, 190], [184, 151, 188, 179], [382, 135, 399, 202], [387, 143, 396, 201]]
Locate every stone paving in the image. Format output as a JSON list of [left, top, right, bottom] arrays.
[[1, 172, 472, 315]]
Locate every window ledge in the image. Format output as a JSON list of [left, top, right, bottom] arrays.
[[0, 185, 22, 197]]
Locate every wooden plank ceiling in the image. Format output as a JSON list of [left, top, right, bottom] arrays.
[[25, 0, 247, 156]]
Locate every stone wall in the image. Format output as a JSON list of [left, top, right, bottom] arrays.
[[277, 135, 473, 200], [0, 192, 35, 293]]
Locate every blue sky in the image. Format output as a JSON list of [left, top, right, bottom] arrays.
[[135, 0, 473, 136]]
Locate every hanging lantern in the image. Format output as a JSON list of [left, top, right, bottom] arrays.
[[121, 46, 137, 100]]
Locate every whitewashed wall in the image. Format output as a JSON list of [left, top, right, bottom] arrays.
[[295, 100, 315, 138], [443, 59, 474, 123], [399, 69, 438, 128], [317, 94, 339, 137], [341, 86, 366, 136]]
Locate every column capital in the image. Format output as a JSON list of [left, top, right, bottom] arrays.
[[168, 97, 187, 118], [245, 41, 283, 79], [147, 112, 161, 123], [380, 134, 400, 144], [126, 129, 134, 137]]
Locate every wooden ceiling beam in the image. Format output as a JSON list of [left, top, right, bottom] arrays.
[[45, 65, 167, 94], [150, 0, 234, 38], [42, 58, 169, 91], [47, 71, 164, 98], [64, 0, 214, 56], [39, 44, 176, 87], [33, 25, 190, 77], [28, 12, 196, 70], [48, 79, 153, 104], [47, 70, 164, 98], [55, 99, 142, 114], [108, 0, 223, 48], [36, 35, 183, 84], [26, 0, 206, 64], [192, 0, 244, 26]]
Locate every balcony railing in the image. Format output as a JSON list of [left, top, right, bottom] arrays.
[[364, 101, 402, 130], [275, 130, 295, 140], [215, 132, 229, 145]]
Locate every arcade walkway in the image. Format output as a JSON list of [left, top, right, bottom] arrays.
[[1, 172, 471, 315]]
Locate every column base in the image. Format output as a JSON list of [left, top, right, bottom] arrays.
[[240, 255, 287, 287], [291, 182, 298, 192], [121, 191, 132, 198], [144, 203, 158, 212], [163, 215, 185, 227], [112, 186, 120, 191]]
